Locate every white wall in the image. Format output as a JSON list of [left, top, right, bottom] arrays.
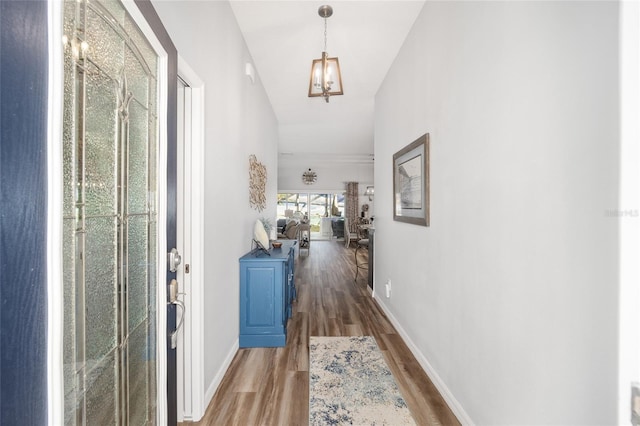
[[153, 0, 279, 410], [278, 162, 373, 194], [374, 2, 620, 424]]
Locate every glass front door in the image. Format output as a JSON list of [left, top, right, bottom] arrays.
[[62, 0, 159, 423]]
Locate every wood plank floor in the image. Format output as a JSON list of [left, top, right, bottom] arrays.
[[185, 240, 460, 425]]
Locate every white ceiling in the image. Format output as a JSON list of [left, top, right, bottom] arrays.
[[230, 1, 425, 162]]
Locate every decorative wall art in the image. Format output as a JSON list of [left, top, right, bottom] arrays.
[[302, 168, 318, 185], [393, 133, 430, 226], [249, 154, 267, 212]]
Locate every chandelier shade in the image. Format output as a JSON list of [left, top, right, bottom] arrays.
[[308, 5, 343, 103], [364, 186, 374, 201], [308, 52, 343, 100]]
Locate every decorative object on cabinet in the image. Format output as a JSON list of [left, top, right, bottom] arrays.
[[302, 168, 317, 185], [253, 218, 270, 254], [260, 217, 274, 235], [249, 154, 267, 212], [393, 133, 430, 226], [239, 240, 297, 347]]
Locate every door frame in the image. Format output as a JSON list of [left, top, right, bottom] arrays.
[[176, 57, 205, 422], [47, 0, 64, 422], [46, 0, 177, 423], [618, 1, 640, 423]]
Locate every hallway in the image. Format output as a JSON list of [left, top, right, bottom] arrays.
[[189, 241, 460, 425]]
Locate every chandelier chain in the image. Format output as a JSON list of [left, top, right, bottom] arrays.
[[323, 17, 328, 52]]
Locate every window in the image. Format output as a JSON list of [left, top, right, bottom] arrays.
[[277, 193, 344, 237]]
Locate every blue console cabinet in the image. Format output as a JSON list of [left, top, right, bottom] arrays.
[[239, 240, 296, 348]]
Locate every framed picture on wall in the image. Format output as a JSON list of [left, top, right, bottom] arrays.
[[393, 133, 430, 226]]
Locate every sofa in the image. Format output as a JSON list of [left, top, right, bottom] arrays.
[[277, 219, 300, 239]]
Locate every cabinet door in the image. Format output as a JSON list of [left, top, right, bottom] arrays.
[[241, 266, 281, 333], [239, 259, 287, 348]]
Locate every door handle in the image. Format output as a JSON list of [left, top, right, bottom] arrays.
[[168, 278, 185, 349]]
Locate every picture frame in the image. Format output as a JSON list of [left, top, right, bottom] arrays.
[[393, 133, 430, 226]]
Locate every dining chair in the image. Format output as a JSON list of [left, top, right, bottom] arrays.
[[354, 225, 369, 280], [344, 217, 358, 248]]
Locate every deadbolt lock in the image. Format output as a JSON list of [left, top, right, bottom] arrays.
[[168, 248, 181, 272]]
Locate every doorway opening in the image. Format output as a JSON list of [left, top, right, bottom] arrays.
[[277, 193, 344, 240]]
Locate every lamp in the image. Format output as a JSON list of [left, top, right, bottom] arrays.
[[302, 168, 318, 185], [364, 186, 374, 201], [308, 5, 343, 103]]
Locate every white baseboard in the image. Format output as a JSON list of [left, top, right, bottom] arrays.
[[203, 339, 239, 413], [373, 296, 474, 426]]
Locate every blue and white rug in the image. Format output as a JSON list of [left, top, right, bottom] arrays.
[[309, 336, 415, 425]]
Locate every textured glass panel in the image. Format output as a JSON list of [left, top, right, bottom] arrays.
[[124, 13, 157, 79], [124, 45, 149, 107], [149, 76, 157, 118], [85, 61, 118, 217], [86, 6, 124, 80], [85, 349, 117, 425], [62, 218, 77, 425], [146, 301, 157, 424], [95, 0, 126, 27], [63, 0, 78, 218], [127, 101, 148, 214], [148, 220, 157, 309], [128, 215, 148, 330], [64, 383, 81, 425], [148, 111, 157, 209], [147, 221, 157, 425], [128, 320, 150, 425], [85, 216, 117, 361], [63, 1, 160, 423]]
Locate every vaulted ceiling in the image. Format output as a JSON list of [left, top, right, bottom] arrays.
[[230, 1, 425, 164]]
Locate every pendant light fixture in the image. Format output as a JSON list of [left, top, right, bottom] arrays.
[[364, 186, 374, 201], [308, 5, 343, 103]]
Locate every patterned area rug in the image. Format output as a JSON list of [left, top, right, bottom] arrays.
[[309, 336, 415, 425]]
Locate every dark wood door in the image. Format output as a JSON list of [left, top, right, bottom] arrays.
[[133, 2, 179, 423], [0, 1, 49, 423]]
